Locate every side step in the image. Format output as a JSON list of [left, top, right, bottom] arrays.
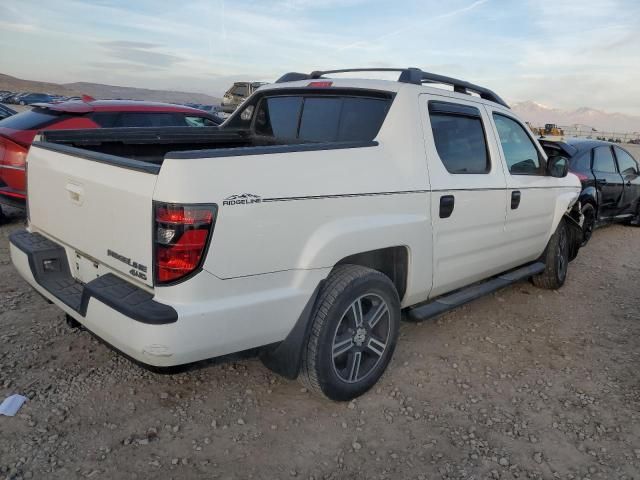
[[406, 262, 545, 321]]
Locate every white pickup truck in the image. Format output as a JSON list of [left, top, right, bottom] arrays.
[[10, 68, 583, 401]]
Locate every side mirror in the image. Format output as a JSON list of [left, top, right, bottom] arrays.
[[546, 155, 569, 178]]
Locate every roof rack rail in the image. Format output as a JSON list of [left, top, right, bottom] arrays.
[[275, 67, 509, 108]]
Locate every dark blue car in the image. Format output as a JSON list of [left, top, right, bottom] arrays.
[[541, 138, 640, 245], [17, 93, 53, 105]]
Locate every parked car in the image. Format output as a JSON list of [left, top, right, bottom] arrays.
[[221, 81, 267, 113], [0, 104, 17, 120], [10, 68, 583, 401], [0, 91, 13, 101], [541, 138, 640, 244], [16, 93, 54, 105], [0, 99, 222, 216], [3, 92, 26, 104]]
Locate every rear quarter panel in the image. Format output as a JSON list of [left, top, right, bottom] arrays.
[[154, 89, 434, 306]]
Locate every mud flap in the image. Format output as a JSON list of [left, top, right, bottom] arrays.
[[564, 202, 583, 262]]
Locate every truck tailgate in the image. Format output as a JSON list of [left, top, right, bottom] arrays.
[[27, 143, 157, 287]]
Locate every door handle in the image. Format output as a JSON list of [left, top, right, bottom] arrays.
[[66, 182, 84, 205], [439, 195, 455, 218], [596, 179, 607, 186], [511, 190, 521, 209]]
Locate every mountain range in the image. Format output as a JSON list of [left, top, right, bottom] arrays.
[[0, 73, 221, 105], [511, 101, 640, 134]]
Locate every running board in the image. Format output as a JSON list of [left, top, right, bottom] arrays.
[[406, 262, 545, 321]]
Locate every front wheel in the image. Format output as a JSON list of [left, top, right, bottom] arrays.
[[532, 220, 569, 290], [300, 265, 400, 401]]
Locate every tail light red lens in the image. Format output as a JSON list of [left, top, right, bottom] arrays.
[[154, 203, 217, 285], [0, 136, 28, 194]]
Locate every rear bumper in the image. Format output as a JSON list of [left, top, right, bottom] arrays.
[[10, 229, 327, 367]]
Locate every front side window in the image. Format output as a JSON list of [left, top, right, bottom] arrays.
[[493, 114, 543, 175], [429, 103, 489, 174], [593, 146, 617, 173], [614, 147, 638, 175]]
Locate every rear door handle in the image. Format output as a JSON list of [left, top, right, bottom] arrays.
[[439, 195, 455, 218], [596, 178, 607, 186], [511, 190, 521, 209]]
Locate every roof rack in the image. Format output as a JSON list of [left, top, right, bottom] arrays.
[[275, 67, 509, 108]]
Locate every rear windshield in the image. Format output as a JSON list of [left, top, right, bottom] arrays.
[[0, 108, 64, 130], [253, 94, 391, 143]]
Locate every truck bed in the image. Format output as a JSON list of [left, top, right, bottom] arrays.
[[38, 126, 257, 164], [37, 126, 378, 171]]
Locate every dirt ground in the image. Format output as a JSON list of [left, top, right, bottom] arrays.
[[1, 206, 639, 480]]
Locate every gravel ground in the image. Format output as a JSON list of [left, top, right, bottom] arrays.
[[1, 207, 639, 480]]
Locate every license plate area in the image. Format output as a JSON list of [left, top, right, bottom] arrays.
[[74, 251, 100, 284]]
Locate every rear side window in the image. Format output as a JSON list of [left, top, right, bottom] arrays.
[[232, 85, 249, 97], [570, 152, 591, 172], [0, 108, 63, 130], [493, 114, 543, 175], [117, 113, 186, 127], [593, 146, 617, 173], [90, 112, 120, 127], [429, 102, 489, 174], [254, 95, 390, 143], [614, 147, 638, 175]]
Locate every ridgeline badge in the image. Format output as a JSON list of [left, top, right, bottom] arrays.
[[223, 193, 262, 206]]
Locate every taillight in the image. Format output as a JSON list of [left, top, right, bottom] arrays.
[[0, 137, 28, 193], [154, 203, 217, 285]]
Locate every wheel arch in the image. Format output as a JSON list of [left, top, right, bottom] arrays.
[[335, 246, 409, 303], [579, 187, 598, 212], [259, 245, 410, 380]]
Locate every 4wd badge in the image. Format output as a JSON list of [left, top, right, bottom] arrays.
[[223, 193, 262, 206]]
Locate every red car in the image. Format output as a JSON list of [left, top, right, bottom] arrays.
[[0, 99, 221, 216]]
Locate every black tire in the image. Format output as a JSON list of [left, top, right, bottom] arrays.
[[532, 220, 569, 290], [580, 203, 596, 246], [300, 264, 400, 401]]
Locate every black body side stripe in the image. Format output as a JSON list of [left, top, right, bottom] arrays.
[[259, 186, 575, 203], [262, 190, 430, 202]]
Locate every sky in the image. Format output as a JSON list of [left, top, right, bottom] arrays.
[[1, 0, 639, 114]]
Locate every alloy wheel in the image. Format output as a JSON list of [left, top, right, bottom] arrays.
[[331, 294, 391, 384]]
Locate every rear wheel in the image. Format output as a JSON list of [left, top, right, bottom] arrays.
[[532, 220, 569, 290], [580, 203, 596, 246], [300, 265, 400, 401]]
